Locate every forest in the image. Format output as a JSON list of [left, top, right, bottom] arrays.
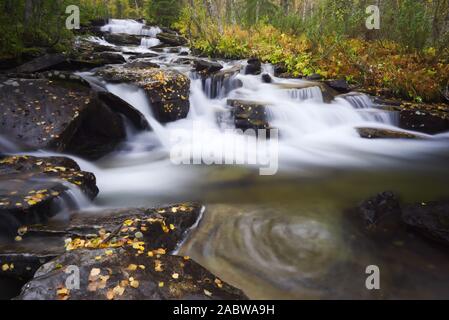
[[1, 0, 448, 102]]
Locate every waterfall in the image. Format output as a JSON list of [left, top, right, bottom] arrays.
[[101, 19, 161, 49], [286, 86, 324, 102]]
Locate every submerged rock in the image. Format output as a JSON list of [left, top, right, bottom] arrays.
[[0, 155, 98, 233], [228, 99, 271, 133], [402, 200, 449, 246], [97, 66, 190, 123], [17, 247, 248, 300], [357, 128, 423, 139]]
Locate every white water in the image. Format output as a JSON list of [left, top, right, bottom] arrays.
[[100, 19, 161, 48]]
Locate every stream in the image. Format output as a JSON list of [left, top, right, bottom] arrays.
[[4, 19, 449, 299]]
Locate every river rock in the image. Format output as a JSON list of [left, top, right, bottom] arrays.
[[128, 52, 159, 60], [245, 58, 261, 75], [0, 203, 202, 281], [194, 60, 223, 75], [347, 192, 402, 232], [97, 66, 190, 123], [0, 76, 146, 159], [324, 79, 350, 93], [357, 128, 423, 139], [0, 155, 98, 233], [156, 32, 188, 47], [228, 99, 270, 133], [13, 52, 125, 74], [104, 33, 143, 46], [17, 247, 248, 300], [402, 200, 449, 246]]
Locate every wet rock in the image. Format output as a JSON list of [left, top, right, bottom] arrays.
[[200, 65, 243, 99], [128, 52, 159, 60], [402, 200, 449, 246], [357, 128, 423, 139], [273, 63, 288, 77], [245, 58, 261, 75], [194, 60, 223, 75], [397, 102, 449, 135], [156, 32, 188, 47], [261, 74, 272, 83], [0, 76, 147, 159], [0, 203, 202, 282], [13, 50, 125, 74], [104, 33, 143, 46], [350, 192, 402, 229], [97, 66, 190, 123], [124, 60, 159, 69], [228, 99, 270, 132], [306, 73, 323, 81], [17, 247, 248, 300], [0, 155, 98, 233], [275, 81, 337, 103], [324, 79, 350, 93]]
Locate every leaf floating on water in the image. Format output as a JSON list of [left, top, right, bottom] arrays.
[[17, 226, 28, 236], [204, 289, 212, 297], [127, 264, 138, 271], [14, 236, 22, 242], [172, 273, 179, 279], [2, 264, 9, 272], [130, 280, 140, 288], [106, 290, 115, 300], [113, 285, 125, 296], [158, 282, 164, 288]]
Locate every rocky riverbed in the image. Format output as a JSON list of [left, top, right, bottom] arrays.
[[1, 18, 449, 300]]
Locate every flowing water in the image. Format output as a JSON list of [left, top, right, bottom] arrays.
[[3, 19, 449, 299]]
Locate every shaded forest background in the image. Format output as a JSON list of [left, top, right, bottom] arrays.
[[0, 0, 448, 102]]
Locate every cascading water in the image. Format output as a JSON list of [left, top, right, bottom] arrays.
[[101, 19, 162, 48]]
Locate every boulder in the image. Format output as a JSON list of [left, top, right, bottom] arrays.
[[156, 33, 188, 47], [347, 192, 402, 232], [245, 58, 261, 75], [128, 52, 159, 60], [324, 79, 350, 93], [0, 155, 98, 233], [356, 128, 423, 139], [0, 76, 149, 159], [97, 66, 190, 123], [17, 247, 248, 300], [104, 33, 143, 46], [0, 203, 202, 281], [228, 99, 270, 133], [194, 60, 223, 75], [402, 200, 449, 246], [306, 73, 323, 81], [124, 60, 160, 69], [261, 74, 272, 83]]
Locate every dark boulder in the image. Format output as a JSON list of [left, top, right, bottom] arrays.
[[228, 99, 271, 133], [156, 33, 188, 47], [402, 200, 449, 246], [17, 247, 248, 300], [0, 76, 148, 159], [324, 79, 350, 93], [0, 155, 98, 233], [261, 74, 272, 83], [97, 66, 190, 123], [0, 204, 202, 282], [104, 33, 143, 46], [347, 192, 402, 231], [245, 58, 261, 75], [124, 60, 160, 69], [194, 60, 223, 75]]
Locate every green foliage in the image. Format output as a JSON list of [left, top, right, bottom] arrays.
[[145, 0, 182, 27]]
